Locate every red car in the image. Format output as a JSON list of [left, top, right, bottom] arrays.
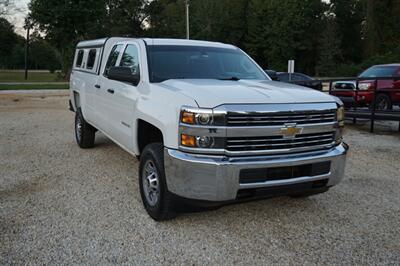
[[330, 64, 400, 110]]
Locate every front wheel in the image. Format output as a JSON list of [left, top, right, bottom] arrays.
[[139, 143, 176, 221]]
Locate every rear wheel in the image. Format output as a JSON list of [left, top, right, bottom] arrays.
[[375, 93, 392, 110], [139, 143, 176, 221], [75, 108, 96, 148]]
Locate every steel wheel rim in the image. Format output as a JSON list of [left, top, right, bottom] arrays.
[[377, 99, 388, 110], [76, 116, 82, 142], [142, 160, 160, 206]]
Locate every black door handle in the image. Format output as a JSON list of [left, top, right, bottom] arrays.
[[107, 89, 115, 94], [95, 84, 101, 89]]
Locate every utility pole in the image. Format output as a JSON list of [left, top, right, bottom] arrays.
[[185, 0, 190, 39], [24, 17, 33, 81]]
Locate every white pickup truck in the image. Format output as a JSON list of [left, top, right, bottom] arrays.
[[70, 37, 348, 220]]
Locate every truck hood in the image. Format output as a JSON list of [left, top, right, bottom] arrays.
[[158, 79, 335, 108]]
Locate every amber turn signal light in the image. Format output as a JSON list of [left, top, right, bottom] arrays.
[[181, 134, 196, 147], [181, 111, 195, 124]]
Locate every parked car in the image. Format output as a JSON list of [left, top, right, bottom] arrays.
[[330, 64, 400, 110], [264, 69, 278, 80], [70, 38, 348, 220], [265, 70, 323, 91]]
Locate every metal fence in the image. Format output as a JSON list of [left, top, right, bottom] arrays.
[[290, 76, 400, 133]]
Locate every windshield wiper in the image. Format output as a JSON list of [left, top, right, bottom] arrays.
[[153, 75, 188, 83], [217, 76, 241, 81]]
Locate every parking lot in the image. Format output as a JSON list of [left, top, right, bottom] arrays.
[[1, 92, 399, 265]]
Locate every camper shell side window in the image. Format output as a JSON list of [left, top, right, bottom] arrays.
[[73, 47, 102, 74], [75, 50, 85, 68], [86, 49, 97, 70]]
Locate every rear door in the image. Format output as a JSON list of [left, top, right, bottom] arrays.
[[71, 49, 91, 116], [82, 47, 102, 125]]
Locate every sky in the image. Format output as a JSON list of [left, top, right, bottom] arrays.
[[7, 0, 29, 36]]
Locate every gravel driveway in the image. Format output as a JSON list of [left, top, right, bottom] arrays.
[[1, 93, 399, 265]]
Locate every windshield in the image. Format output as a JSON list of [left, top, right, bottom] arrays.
[[146, 45, 268, 82], [359, 66, 397, 78]]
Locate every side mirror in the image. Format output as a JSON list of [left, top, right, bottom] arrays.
[[108, 66, 140, 86]]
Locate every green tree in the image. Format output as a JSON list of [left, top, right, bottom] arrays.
[[104, 0, 147, 37], [246, 0, 325, 74], [29, 32, 62, 71], [30, 0, 107, 75], [316, 17, 343, 76], [0, 17, 22, 68], [330, 0, 364, 64], [190, 0, 249, 46], [30, 0, 148, 76], [364, 0, 400, 58], [146, 0, 249, 47], [9, 43, 25, 69], [146, 0, 187, 38]]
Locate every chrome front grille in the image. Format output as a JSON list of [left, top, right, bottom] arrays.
[[226, 110, 336, 127], [226, 132, 336, 153], [179, 103, 339, 156]]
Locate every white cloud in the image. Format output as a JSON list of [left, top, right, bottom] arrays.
[[5, 0, 29, 36]]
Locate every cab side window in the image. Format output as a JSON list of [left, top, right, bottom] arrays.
[[75, 50, 84, 68], [104, 44, 123, 76], [120, 44, 140, 75], [86, 49, 97, 70]]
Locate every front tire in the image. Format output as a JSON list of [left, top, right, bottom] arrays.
[[139, 143, 176, 221], [75, 108, 96, 148], [375, 93, 392, 110]]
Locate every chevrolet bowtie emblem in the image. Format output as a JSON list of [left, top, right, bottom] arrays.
[[280, 123, 303, 138]]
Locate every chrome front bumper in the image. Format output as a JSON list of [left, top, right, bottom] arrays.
[[164, 143, 348, 201]]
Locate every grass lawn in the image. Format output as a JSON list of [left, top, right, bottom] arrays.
[[0, 83, 69, 90], [0, 70, 61, 83]]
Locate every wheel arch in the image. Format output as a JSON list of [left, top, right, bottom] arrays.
[[72, 91, 81, 111], [136, 119, 164, 155]]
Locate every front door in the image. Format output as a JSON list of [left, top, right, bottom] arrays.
[[98, 42, 143, 151]]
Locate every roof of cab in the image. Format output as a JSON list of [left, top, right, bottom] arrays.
[[142, 38, 236, 49], [76, 37, 236, 49]]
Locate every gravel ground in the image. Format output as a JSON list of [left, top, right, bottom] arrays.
[[1, 94, 399, 265]]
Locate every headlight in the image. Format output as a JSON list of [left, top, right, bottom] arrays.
[[180, 107, 226, 126], [358, 83, 371, 90], [180, 108, 213, 125], [337, 106, 345, 125], [179, 107, 226, 152], [180, 134, 214, 148], [196, 136, 214, 148], [196, 113, 212, 125], [180, 134, 224, 149], [335, 106, 345, 144]]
